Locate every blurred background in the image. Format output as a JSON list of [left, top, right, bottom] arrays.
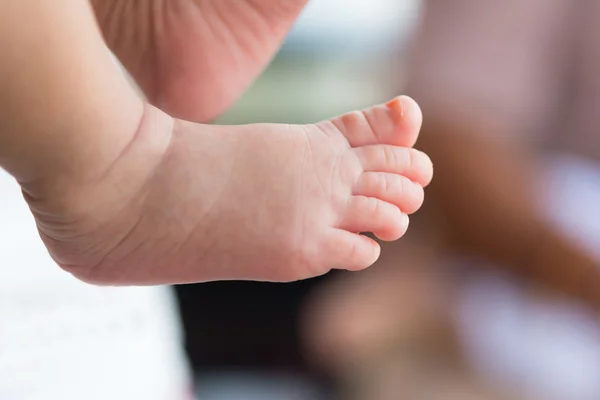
[[3, 0, 600, 399]]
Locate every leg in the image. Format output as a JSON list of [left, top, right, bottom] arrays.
[[0, 0, 431, 285]]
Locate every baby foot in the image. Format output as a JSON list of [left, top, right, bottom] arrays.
[[93, 0, 308, 122], [27, 96, 432, 285]]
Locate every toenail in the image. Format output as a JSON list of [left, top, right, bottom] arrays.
[[385, 97, 404, 119]]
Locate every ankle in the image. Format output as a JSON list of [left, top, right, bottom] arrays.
[[22, 104, 174, 216]]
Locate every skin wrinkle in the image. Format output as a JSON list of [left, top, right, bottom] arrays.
[[92, 103, 149, 186], [279, 128, 325, 276], [406, 148, 416, 182], [330, 148, 352, 215], [35, 176, 147, 262], [235, 2, 283, 64], [199, 2, 238, 54], [344, 150, 364, 187], [82, 209, 146, 282], [212, 1, 249, 46], [165, 155, 233, 265], [303, 125, 348, 219], [382, 173, 392, 198], [316, 123, 362, 228], [384, 146, 398, 175], [330, 117, 350, 141], [363, 110, 382, 144], [243, 0, 277, 37]]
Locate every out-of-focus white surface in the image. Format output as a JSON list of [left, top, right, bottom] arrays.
[[458, 155, 600, 400], [0, 170, 190, 400]]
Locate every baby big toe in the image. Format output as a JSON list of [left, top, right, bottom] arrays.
[[325, 95, 423, 148]]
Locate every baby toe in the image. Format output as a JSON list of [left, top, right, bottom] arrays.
[[355, 172, 425, 215], [339, 195, 409, 242], [322, 228, 381, 271], [354, 145, 433, 187]]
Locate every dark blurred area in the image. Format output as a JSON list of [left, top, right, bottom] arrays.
[[175, 1, 600, 399]]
